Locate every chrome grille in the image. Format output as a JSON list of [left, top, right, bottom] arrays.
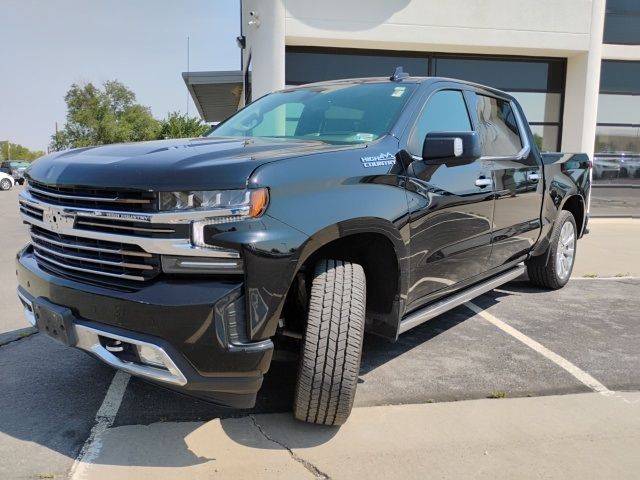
[[29, 226, 160, 284], [27, 180, 156, 212], [19, 201, 44, 221]]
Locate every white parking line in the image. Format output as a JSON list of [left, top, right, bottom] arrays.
[[68, 370, 130, 480], [464, 301, 612, 395]]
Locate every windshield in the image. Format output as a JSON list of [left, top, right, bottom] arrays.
[[9, 161, 29, 168], [209, 82, 417, 145]]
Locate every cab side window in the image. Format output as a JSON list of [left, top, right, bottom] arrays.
[[473, 94, 523, 156], [409, 90, 472, 155]]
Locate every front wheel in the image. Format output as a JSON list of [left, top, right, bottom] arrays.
[[527, 210, 577, 289], [0, 178, 12, 191], [293, 259, 366, 426]]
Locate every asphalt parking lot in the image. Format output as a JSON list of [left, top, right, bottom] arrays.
[[1, 185, 639, 479]]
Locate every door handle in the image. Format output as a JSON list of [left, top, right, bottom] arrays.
[[475, 177, 492, 188], [527, 172, 541, 182]]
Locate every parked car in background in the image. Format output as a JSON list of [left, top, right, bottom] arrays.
[[0, 171, 15, 190], [593, 154, 621, 180], [0, 160, 30, 185], [618, 153, 640, 179]]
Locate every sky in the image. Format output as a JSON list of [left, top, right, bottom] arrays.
[[0, 0, 240, 151]]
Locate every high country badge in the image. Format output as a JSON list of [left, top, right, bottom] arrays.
[[360, 152, 396, 168]]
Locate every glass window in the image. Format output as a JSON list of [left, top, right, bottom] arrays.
[[510, 92, 561, 123], [600, 61, 640, 94], [434, 57, 565, 92], [285, 48, 428, 85], [211, 82, 417, 144], [529, 125, 560, 152], [596, 125, 640, 154], [597, 94, 640, 124], [604, 0, 640, 45], [471, 95, 523, 156], [408, 90, 472, 154]]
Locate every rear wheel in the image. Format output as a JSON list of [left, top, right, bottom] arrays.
[[293, 259, 366, 426], [0, 178, 12, 191], [527, 210, 577, 289]]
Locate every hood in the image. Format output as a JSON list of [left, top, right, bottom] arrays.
[[27, 137, 363, 191]]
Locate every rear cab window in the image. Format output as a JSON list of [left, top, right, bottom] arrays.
[[471, 94, 523, 157]]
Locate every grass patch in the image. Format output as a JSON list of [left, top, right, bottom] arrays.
[[582, 273, 598, 278], [488, 390, 507, 399]]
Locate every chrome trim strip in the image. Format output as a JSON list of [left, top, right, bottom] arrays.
[[33, 250, 147, 281], [29, 186, 151, 204], [76, 220, 175, 234], [30, 231, 152, 258], [32, 243, 154, 270], [21, 212, 237, 258], [74, 324, 187, 386], [20, 189, 249, 224], [16, 288, 36, 327], [398, 265, 525, 334]]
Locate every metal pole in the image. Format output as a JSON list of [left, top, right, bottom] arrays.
[[186, 36, 190, 116]]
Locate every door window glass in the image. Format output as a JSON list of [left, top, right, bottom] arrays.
[[409, 90, 471, 154], [474, 95, 523, 156]]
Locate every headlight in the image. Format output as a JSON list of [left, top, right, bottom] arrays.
[[159, 188, 268, 215], [158, 188, 269, 249]]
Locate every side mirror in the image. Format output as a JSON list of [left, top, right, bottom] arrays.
[[422, 131, 481, 164]]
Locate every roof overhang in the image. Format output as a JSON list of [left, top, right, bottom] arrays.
[[182, 71, 247, 123]]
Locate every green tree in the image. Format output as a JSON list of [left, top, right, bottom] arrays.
[[51, 80, 160, 150], [158, 111, 209, 139], [533, 133, 543, 151], [0, 141, 45, 161]]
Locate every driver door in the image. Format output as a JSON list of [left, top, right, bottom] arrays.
[[404, 88, 495, 310]]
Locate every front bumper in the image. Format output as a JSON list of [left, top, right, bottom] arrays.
[[16, 246, 274, 408]]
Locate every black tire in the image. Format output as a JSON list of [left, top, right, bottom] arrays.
[[293, 259, 366, 426], [0, 178, 12, 191], [527, 210, 577, 289]]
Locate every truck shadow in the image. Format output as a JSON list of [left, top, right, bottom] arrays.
[[0, 280, 537, 470]]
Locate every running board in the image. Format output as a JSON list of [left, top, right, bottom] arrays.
[[398, 264, 526, 334]]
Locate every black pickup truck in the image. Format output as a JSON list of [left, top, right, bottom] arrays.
[[16, 71, 591, 425]]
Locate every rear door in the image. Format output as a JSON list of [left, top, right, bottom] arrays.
[[467, 92, 543, 269], [404, 86, 495, 310]]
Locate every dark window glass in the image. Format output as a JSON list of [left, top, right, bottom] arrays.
[[600, 61, 640, 94], [604, 0, 640, 44], [434, 57, 564, 92], [607, 0, 640, 13], [472, 95, 523, 156], [408, 90, 472, 154], [604, 15, 640, 45], [285, 48, 427, 85]]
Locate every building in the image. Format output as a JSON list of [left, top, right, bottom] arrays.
[[184, 0, 639, 216]]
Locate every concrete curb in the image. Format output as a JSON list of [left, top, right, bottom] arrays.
[[0, 327, 37, 347]]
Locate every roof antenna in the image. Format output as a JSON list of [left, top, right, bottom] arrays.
[[390, 66, 409, 82]]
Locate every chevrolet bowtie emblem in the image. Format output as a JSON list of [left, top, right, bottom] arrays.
[[42, 208, 76, 231]]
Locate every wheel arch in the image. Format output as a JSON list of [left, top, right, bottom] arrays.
[[560, 194, 586, 238], [283, 218, 409, 340]]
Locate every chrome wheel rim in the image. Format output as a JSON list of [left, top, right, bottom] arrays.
[[556, 221, 575, 281]]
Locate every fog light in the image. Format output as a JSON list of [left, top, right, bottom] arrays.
[[161, 255, 243, 274], [137, 344, 168, 368]]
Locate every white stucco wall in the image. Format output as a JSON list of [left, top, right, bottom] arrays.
[[240, 0, 638, 159], [284, 0, 593, 55]]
